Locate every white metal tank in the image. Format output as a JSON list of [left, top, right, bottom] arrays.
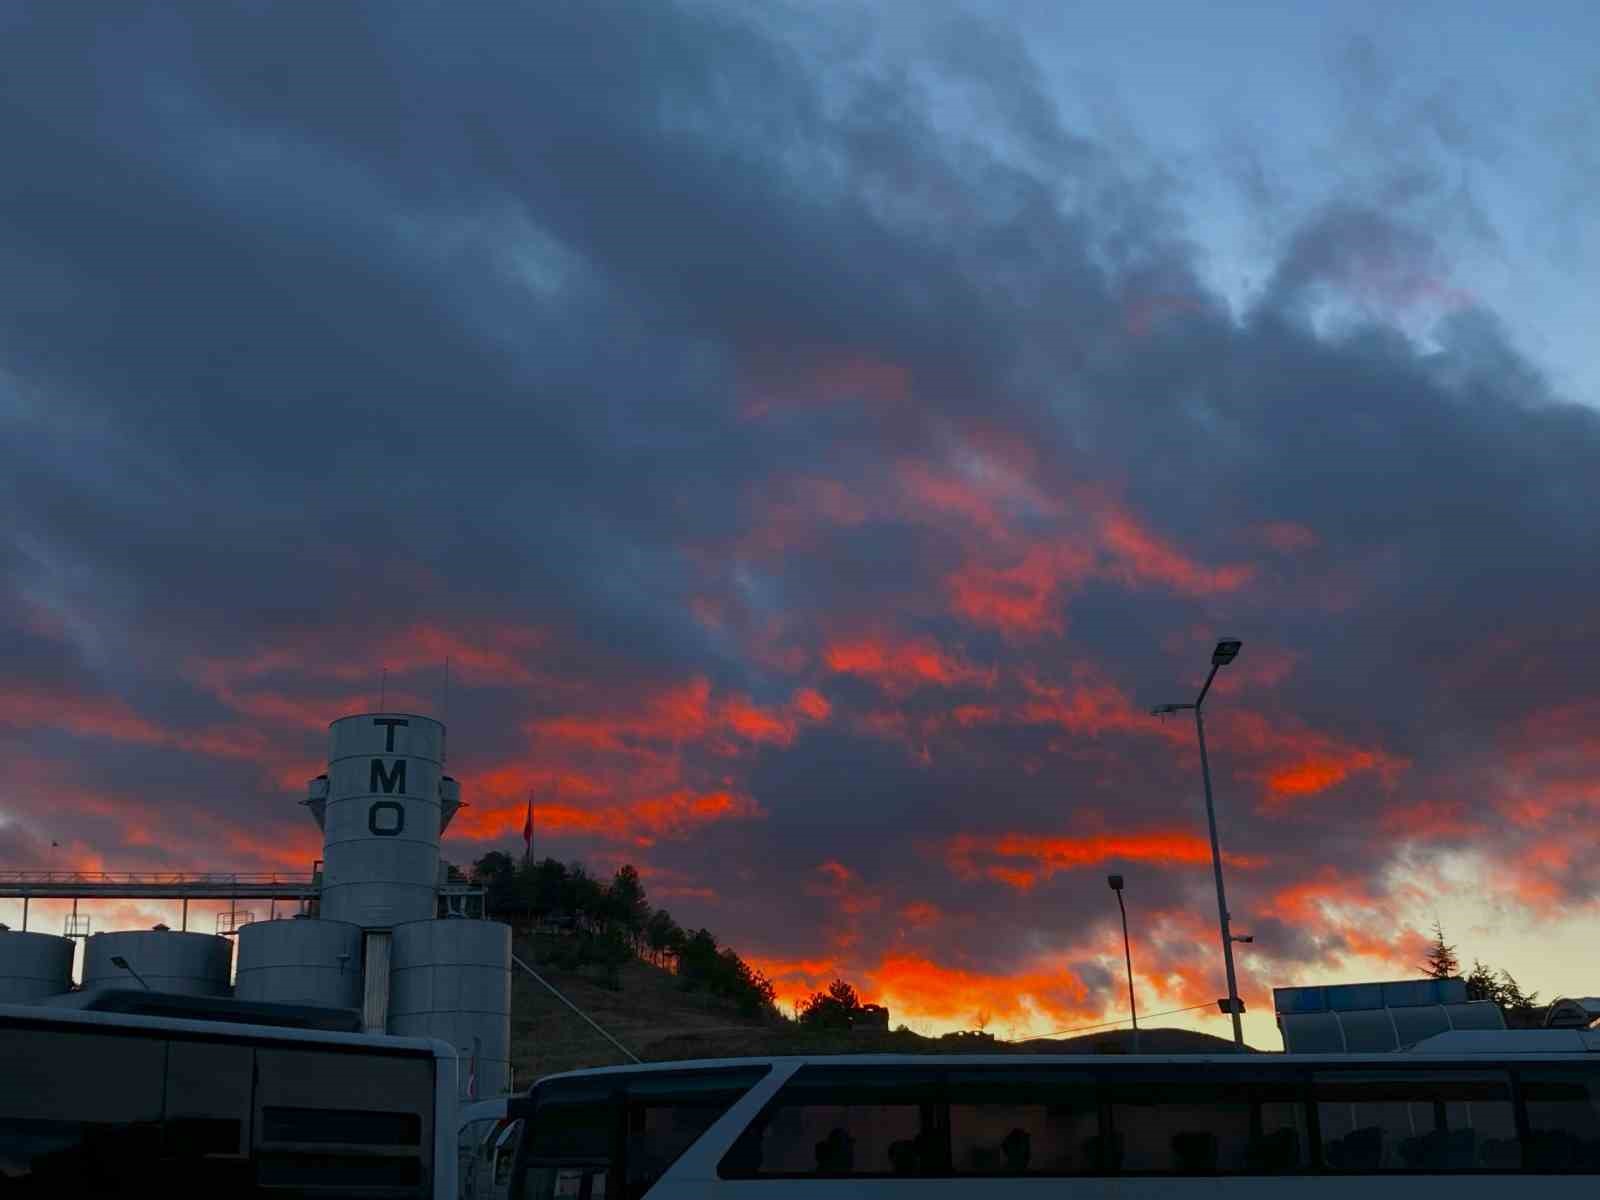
[[389, 918, 512, 1099], [0, 930, 75, 1002], [82, 929, 232, 996], [320, 713, 446, 928], [234, 918, 363, 1009]]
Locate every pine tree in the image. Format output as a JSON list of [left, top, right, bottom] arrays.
[[1465, 959, 1500, 1002], [1497, 970, 1539, 1015], [1422, 919, 1460, 979]]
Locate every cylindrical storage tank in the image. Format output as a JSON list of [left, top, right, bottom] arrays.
[[235, 918, 363, 1009], [0, 930, 75, 1002], [321, 713, 445, 928], [390, 919, 512, 1100], [82, 930, 232, 996]]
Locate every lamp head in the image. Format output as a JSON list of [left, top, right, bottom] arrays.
[[110, 956, 129, 969], [1107, 874, 1124, 892], [1212, 639, 1242, 666]]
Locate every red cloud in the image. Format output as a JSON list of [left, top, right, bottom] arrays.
[[824, 635, 994, 694], [866, 953, 1094, 1030], [0, 680, 168, 745], [946, 544, 1092, 636], [531, 678, 823, 757], [1096, 507, 1255, 596], [448, 788, 764, 848], [1200, 709, 1410, 808], [948, 829, 1262, 889]]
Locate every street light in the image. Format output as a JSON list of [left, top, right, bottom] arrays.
[[1152, 637, 1250, 1049], [1107, 874, 1140, 1055], [108, 955, 151, 991]]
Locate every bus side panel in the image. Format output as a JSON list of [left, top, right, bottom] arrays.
[[646, 1176, 1598, 1199]]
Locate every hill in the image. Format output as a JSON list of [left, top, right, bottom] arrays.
[[508, 930, 1251, 1086]]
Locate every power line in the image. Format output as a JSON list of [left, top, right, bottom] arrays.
[[511, 953, 641, 1064], [1022, 1002, 1215, 1042]]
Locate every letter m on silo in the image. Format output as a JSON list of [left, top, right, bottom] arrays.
[[370, 758, 407, 795]]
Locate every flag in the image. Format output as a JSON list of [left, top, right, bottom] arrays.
[[522, 795, 533, 862]]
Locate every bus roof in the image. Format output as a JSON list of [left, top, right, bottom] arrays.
[[529, 1036, 1600, 1086], [0, 1000, 456, 1059]]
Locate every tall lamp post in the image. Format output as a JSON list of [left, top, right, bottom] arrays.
[[1153, 638, 1251, 1049], [1107, 874, 1140, 1055]]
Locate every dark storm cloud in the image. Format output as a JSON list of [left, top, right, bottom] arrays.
[[4, 2, 1598, 1025]]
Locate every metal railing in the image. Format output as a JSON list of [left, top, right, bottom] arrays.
[[0, 871, 317, 886]]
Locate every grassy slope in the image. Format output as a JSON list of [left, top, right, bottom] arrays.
[[509, 933, 1249, 1087]]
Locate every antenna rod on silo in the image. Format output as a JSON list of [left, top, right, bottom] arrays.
[[442, 658, 450, 764]]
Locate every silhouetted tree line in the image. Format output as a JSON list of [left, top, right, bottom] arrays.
[[464, 852, 778, 1016], [1423, 921, 1541, 1022]]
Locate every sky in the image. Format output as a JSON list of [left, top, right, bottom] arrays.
[[2, 1, 1598, 1047]]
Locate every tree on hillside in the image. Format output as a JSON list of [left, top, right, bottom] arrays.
[[645, 908, 684, 967], [566, 864, 606, 933], [606, 865, 650, 950], [472, 851, 523, 923], [676, 928, 721, 988], [1422, 919, 1460, 979], [799, 979, 864, 1030], [529, 858, 570, 921]]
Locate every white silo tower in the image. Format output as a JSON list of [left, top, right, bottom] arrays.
[[271, 710, 514, 1090], [321, 713, 446, 928]]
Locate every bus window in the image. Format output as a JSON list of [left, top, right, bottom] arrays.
[[164, 1040, 251, 1157], [1108, 1075, 1307, 1174], [520, 1077, 616, 1200], [0, 1027, 164, 1193], [946, 1067, 1098, 1175], [254, 1047, 433, 1191], [621, 1068, 767, 1198], [720, 1066, 941, 1177], [494, 1118, 524, 1192], [1520, 1068, 1600, 1171], [1314, 1070, 1517, 1171], [161, 1039, 254, 1196]]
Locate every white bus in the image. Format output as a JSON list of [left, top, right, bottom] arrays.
[[503, 1032, 1600, 1199], [0, 1001, 460, 1198], [459, 1096, 522, 1200]]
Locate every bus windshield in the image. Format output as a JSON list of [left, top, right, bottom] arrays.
[[513, 1067, 769, 1200]]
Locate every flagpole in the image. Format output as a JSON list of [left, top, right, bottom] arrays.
[[522, 792, 534, 870]]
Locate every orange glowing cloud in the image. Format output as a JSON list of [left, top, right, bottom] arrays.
[[948, 829, 1261, 889], [867, 953, 1094, 1030], [808, 860, 882, 916], [946, 544, 1092, 636], [532, 678, 825, 757], [448, 788, 764, 848], [1224, 711, 1410, 808], [1377, 799, 1483, 839], [1096, 508, 1255, 596], [824, 635, 993, 694], [0, 681, 168, 746]]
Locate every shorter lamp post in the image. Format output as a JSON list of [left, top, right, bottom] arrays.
[[1107, 874, 1140, 1055]]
